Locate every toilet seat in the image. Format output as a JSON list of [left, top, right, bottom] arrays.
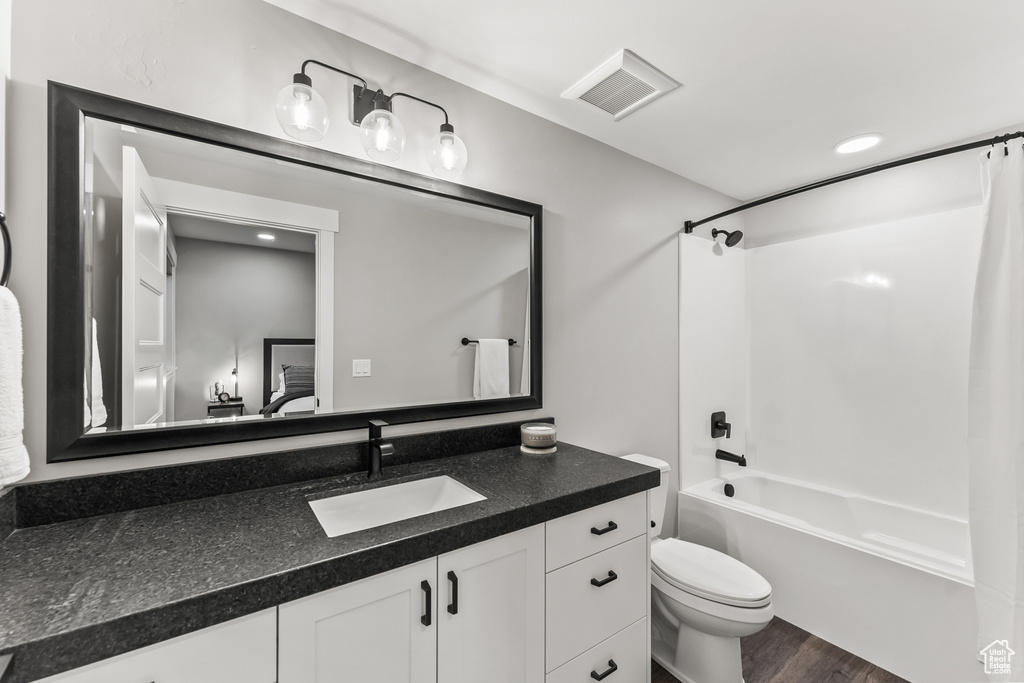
[[651, 538, 771, 608]]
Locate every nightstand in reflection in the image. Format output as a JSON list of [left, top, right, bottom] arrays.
[[207, 399, 244, 417]]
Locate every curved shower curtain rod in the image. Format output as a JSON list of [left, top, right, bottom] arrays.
[[683, 130, 1024, 234]]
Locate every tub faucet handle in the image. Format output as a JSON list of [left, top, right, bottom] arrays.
[[711, 411, 731, 439]]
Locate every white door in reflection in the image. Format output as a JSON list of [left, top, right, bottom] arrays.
[[122, 146, 167, 426]]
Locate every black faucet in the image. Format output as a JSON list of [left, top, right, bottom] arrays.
[[367, 419, 394, 480], [716, 449, 746, 467]]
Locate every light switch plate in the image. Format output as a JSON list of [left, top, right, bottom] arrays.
[[353, 359, 371, 377]]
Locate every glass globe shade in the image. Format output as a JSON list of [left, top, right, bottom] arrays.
[[359, 109, 406, 162], [428, 127, 468, 178], [276, 82, 329, 142]]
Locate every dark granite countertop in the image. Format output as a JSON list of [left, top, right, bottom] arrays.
[[0, 442, 658, 683]]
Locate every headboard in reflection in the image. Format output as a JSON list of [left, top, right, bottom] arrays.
[[262, 338, 315, 412], [48, 82, 542, 462]]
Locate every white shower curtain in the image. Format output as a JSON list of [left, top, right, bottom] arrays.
[[969, 142, 1024, 679]]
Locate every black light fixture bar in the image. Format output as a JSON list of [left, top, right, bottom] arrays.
[[390, 92, 450, 124], [351, 86, 392, 125], [295, 58, 452, 127], [683, 130, 1024, 234], [352, 88, 451, 126], [300, 59, 367, 89]]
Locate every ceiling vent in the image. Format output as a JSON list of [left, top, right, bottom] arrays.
[[562, 49, 680, 121]]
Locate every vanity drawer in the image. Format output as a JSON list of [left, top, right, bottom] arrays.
[[546, 618, 647, 683], [545, 535, 648, 672], [546, 492, 646, 571], [35, 608, 276, 683]]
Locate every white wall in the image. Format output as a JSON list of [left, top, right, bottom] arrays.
[[0, 0, 8, 211], [746, 205, 982, 517], [7, 0, 737, 527], [678, 233, 747, 491]]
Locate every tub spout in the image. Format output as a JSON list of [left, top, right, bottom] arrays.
[[716, 449, 746, 467]]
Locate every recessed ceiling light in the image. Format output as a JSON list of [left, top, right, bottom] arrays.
[[257, 233, 276, 241], [835, 134, 882, 154]]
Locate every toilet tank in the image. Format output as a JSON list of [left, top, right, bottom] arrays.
[[621, 454, 670, 538]]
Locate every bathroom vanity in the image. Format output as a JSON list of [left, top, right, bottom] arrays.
[[10, 83, 658, 683], [0, 423, 658, 683]]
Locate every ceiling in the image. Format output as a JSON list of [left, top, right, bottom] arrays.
[[169, 214, 317, 253], [263, 0, 1024, 202]]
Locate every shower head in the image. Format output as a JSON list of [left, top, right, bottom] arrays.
[[711, 228, 743, 247]]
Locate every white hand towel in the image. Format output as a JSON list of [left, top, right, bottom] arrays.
[[473, 339, 510, 400], [90, 318, 107, 427], [0, 286, 30, 486], [83, 372, 90, 428]]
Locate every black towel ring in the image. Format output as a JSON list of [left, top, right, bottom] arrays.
[[0, 212, 11, 287]]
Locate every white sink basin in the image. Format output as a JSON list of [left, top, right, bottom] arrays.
[[309, 475, 487, 538]]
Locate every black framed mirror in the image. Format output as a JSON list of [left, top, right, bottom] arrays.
[[48, 81, 542, 462]]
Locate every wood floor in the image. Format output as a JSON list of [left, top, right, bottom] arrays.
[[651, 618, 908, 683]]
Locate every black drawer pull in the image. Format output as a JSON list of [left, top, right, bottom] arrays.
[[590, 521, 618, 536], [447, 570, 459, 615], [421, 580, 432, 626], [590, 570, 618, 588], [591, 659, 618, 680]]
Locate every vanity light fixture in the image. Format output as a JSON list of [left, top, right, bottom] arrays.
[[835, 133, 882, 154], [276, 59, 468, 177]]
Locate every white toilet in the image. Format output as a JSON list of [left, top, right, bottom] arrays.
[[622, 454, 773, 683]]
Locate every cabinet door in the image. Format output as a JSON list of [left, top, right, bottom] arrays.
[[36, 608, 276, 683], [437, 524, 545, 683], [279, 558, 437, 683]]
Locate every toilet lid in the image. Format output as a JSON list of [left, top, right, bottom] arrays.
[[651, 539, 772, 608]]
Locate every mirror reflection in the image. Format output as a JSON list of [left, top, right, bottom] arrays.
[[82, 117, 531, 434]]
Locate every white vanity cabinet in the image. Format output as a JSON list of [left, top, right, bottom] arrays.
[[278, 557, 438, 683], [33, 608, 276, 683], [437, 523, 545, 683], [278, 524, 545, 683], [544, 492, 650, 682]]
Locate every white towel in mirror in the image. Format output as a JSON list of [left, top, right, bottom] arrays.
[[90, 318, 107, 427], [473, 339, 510, 400]]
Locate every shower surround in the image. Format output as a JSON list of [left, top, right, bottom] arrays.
[[678, 204, 985, 681]]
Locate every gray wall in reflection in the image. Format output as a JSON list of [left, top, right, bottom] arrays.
[[173, 236, 315, 421]]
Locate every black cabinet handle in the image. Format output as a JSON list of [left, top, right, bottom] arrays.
[[590, 570, 618, 588], [591, 659, 618, 680], [590, 521, 618, 536], [421, 580, 432, 626], [447, 570, 459, 615]]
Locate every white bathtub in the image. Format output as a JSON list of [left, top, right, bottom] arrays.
[[678, 469, 982, 683]]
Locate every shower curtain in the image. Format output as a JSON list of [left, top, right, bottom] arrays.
[[969, 142, 1024, 679]]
